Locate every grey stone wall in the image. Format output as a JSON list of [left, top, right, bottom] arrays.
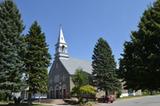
[[48, 59, 70, 99], [69, 75, 75, 92]]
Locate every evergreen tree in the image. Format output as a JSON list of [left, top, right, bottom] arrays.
[[25, 21, 51, 105], [0, 0, 25, 97], [92, 38, 121, 95], [119, 0, 160, 92]]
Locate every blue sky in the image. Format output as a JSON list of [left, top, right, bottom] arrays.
[[15, 0, 155, 65]]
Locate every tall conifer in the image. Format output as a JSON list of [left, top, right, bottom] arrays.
[[92, 38, 121, 95], [25, 21, 51, 104], [0, 0, 25, 95], [120, 0, 160, 91]]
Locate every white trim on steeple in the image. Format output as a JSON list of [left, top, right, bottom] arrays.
[[55, 25, 69, 59], [58, 25, 66, 44]]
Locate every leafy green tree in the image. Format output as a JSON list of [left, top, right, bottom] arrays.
[[92, 38, 121, 95], [25, 21, 51, 105], [79, 85, 96, 95], [0, 0, 25, 101], [79, 85, 96, 102], [71, 69, 92, 100], [119, 0, 160, 92], [72, 68, 92, 87]]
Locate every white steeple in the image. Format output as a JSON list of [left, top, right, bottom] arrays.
[[55, 26, 69, 59], [58, 26, 66, 44]]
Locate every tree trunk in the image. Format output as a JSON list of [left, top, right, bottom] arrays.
[[105, 90, 109, 96], [149, 90, 154, 95], [28, 92, 32, 106]]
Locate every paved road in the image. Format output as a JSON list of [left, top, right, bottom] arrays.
[[96, 95, 160, 106]]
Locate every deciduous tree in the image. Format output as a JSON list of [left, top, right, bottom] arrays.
[[71, 69, 92, 101]]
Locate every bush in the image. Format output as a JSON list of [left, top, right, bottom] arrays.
[[79, 85, 96, 95], [64, 98, 79, 105], [0, 92, 6, 101], [80, 101, 94, 106], [116, 90, 122, 98]]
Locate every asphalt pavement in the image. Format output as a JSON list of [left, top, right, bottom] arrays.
[[96, 95, 160, 106]]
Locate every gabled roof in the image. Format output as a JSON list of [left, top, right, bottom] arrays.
[[60, 58, 92, 75]]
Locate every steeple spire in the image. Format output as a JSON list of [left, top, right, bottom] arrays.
[[55, 26, 69, 59], [58, 26, 66, 44]]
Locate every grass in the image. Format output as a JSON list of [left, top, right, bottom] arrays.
[[119, 93, 160, 100], [119, 95, 143, 100], [0, 102, 52, 106]]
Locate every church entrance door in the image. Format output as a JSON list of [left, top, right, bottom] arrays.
[[56, 90, 59, 99], [63, 89, 66, 98]]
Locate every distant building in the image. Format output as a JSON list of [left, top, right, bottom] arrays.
[[48, 27, 92, 99], [120, 81, 142, 97]]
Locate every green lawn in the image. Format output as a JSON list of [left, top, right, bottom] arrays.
[[119, 95, 143, 99], [118, 94, 160, 100], [0, 103, 51, 106]]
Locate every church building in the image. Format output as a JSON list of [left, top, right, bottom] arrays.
[[48, 27, 92, 99]]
